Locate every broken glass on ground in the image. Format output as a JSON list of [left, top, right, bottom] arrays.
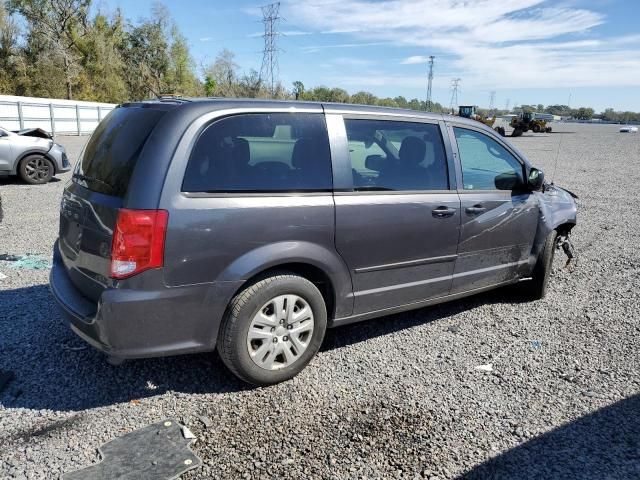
[[0, 253, 51, 270]]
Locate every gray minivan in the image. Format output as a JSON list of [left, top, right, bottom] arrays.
[[50, 98, 577, 385]]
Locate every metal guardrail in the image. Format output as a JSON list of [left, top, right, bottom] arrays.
[[0, 100, 115, 136]]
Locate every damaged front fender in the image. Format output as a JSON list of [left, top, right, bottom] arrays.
[[530, 183, 578, 267]]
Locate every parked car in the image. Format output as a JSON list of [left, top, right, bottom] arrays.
[[0, 126, 70, 183], [50, 99, 577, 385], [619, 125, 638, 133]]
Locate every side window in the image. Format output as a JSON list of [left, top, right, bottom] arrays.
[[453, 127, 524, 191], [182, 113, 332, 192], [344, 119, 449, 191]]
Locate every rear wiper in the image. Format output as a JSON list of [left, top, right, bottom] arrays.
[[73, 173, 115, 192]]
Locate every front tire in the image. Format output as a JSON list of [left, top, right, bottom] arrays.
[[217, 273, 327, 385], [19, 155, 54, 184], [526, 230, 558, 300]]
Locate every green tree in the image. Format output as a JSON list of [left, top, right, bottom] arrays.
[[9, 0, 91, 99], [166, 25, 200, 95], [76, 11, 128, 102], [204, 75, 216, 97], [0, 2, 20, 93], [292, 80, 304, 100], [350, 90, 376, 105], [329, 87, 349, 103], [121, 10, 170, 98]]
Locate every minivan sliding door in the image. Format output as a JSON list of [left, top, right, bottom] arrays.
[[327, 113, 461, 315]]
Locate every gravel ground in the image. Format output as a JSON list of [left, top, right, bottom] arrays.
[[0, 124, 639, 479]]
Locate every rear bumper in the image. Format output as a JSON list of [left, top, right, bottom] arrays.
[[49, 244, 242, 359]]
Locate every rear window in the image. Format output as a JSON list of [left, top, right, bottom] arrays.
[[73, 106, 166, 197], [182, 113, 332, 193]]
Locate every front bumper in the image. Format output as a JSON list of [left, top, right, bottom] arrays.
[[49, 143, 71, 173], [49, 244, 242, 359]]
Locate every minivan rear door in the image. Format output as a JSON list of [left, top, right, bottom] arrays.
[[58, 104, 169, 301], [327, 112, 461, 315]]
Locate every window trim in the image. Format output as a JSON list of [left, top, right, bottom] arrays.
[[333, 114, 456, 193], [180, 111, 334, 195], [448, 123, 529, 193]]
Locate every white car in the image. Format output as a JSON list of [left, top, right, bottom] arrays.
[[619, 125, 638, 133], [0, 126, 70, 183]]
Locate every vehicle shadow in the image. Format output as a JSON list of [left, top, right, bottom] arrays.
[[0, 283, 528, 412], [459, 394, 640, 479], [0, 176, 61, 186], [322, 285, 529, 352]]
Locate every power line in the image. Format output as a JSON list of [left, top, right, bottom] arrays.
[[449, 78, 461, 113], [426, 55, 435, 111], [259, 2, 281, 97]]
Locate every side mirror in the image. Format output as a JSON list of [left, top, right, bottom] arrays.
[[365, 154, 385, 171], [528, 167, 544, 191], [494, 171, 522, 190]]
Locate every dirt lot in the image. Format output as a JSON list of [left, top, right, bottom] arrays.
[[0, 123, 639, 479]]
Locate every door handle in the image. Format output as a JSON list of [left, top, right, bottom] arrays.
[[432, 206, 457, 218], [465, 204, 487, 215]]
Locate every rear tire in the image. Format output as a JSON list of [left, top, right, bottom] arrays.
[[512, 128, 523, 137], [217, 272, 327, 385], [532, 124, 541, 133], [18, 154, 54, 184], [526, 230, 558, 300]]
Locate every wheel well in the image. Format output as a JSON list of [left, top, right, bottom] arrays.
[[17, 152, 55, 174], [238, 263, 336, 319], [555, 222, 575, 236]]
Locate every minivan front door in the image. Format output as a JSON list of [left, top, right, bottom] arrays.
[[329, 115, 461, 315], [448, 125, 538, 293]]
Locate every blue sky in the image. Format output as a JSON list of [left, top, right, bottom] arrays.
[[109, 0, 640, 111]]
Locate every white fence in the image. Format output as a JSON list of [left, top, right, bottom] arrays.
[[0, 95, 116, 136]]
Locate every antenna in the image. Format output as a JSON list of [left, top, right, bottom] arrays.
[[426, 55, 435, 111], [550, 125, 564, 185], [260, 2, 281, 97], [449, 78, 461, 113]]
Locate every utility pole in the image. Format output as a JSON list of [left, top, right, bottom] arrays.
[[260, 2, 281, 97], [449, 78, 461, 113], [426, 55, 435, 111], [489, 91, 496, 112]]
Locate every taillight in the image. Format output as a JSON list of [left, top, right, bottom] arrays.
[[110, 209, 168, 279]]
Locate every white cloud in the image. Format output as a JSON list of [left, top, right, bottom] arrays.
[[401, 55, 430, 65], [282, 30, 314, 36], [284, 0, 640, 88]]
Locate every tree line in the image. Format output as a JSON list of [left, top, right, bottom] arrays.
[[0, 0, 638, 123]]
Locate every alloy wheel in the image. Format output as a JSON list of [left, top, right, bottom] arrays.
[[25, 157, 51, 181]]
